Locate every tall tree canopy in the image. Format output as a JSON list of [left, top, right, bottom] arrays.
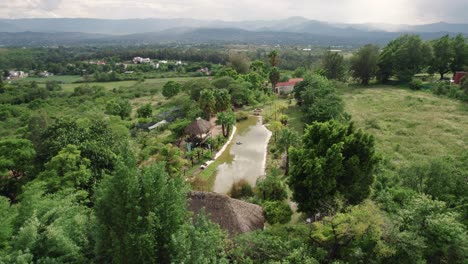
[[293, 74, 344, 123], [450, 34, 468, 73], [268, 50, 279, 67], [429, 35, 454, 80], [350, 44, 379, 85], [378, 35, 431, 82], [289, 121, 378, 215], [321, 51, 346, 81]]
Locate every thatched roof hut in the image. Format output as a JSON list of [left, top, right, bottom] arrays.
[[188, 191, 264, 236], [184, 117, 212, 136]]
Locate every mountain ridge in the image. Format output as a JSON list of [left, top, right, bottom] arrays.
[[1, 17, 467, 35]]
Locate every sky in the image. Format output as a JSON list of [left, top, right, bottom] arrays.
[[1, 0, 467, 24]]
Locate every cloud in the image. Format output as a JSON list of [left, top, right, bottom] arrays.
[[0, 0, 467, 24], [38, 0, 63, 11]]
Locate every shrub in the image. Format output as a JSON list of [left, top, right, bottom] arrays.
[[409, 79, 423, 90], [235, 112, 248, 122], [263, 201, 293, 224], [255, 172, 288, 201], [229, 179, 254, 199], [432, 83, 449, 96]]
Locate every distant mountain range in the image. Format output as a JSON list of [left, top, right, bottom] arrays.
[[0, 17, 466, 46]]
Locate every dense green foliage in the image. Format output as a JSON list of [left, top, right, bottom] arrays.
[[321, 51, 346, 81], [0, 37, 466, 263], [293, 74, 345, 123], [350, 44, 379, 85], [289, 121, 378, 215]]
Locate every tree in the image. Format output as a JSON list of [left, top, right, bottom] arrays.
[[228, 53, 250, 74], [277, 128, 300, 175], [450, 34, 468, 73], [171, 212, 228, 263], [216, 111, 236, 137], [0, 196, 15, 251], [289, 121, 378, 215], [268, 50, 279, 67], [430, 35, 454, 80], [378, 35, 432, 82], [295, 74, 344, 123], [137, 103, 153, 118], [321, 51, 346, 80], [390, 194, 467, 263], [350, 44, 379, 85], [37, 145, 92, 193], [105, 98, 132, 119], [310, 201, 391, 263], [199, 89, 216, 119], [4, 182, 93, 263], [162, 80, 181, 99], [93, 155, 141, 263], [95, 157, 189, 263], [0, 138, 36, 200], [377, 39, 398, 82], [215, 67, 239, 79], [213, 89, 231, 113], [269, 67, 280, 91], [250, 60, 266, 75]]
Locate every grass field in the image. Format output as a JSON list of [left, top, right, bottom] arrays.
[[14, 75, 83, 84], [343, 86, 468, 169], [61, 76, 206, 92]]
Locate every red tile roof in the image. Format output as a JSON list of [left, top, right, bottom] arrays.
[[276, 78, 304, 87]]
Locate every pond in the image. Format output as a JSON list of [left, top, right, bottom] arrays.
[[212, 116, 272, 194]]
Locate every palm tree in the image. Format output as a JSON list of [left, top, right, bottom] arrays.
[[216, 111, 236, 137], [277, 128, 300, 175], [268, 50, 279, 67]]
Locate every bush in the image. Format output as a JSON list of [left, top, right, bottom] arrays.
[[235, 112, 248, 122], [263, 201, 293, 224], [409, 79, 423, 90], [432, 83, 449, 96], [229, 179, 254, 199], [255, 173, 288, 201], [137, 103, 153, 118]]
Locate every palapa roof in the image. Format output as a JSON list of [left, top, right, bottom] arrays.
[[184, 117, 212, 135], [188, 191, 264, 236]]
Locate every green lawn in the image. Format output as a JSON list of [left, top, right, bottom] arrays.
[[343, 86, 468, 169]]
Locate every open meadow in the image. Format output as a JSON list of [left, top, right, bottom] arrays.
[[343, 86, 468, 169]]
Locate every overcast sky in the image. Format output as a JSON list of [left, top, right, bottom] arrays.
[[1, 0, 467, 24]]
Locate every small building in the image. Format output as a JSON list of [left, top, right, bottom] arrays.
[[275, 78, 304, 94], [7, 71, 28, 80], [133, 57, 151, 64], [188, 191, 264, 236], [196, 67, 211, 75], [453, 72, 468, 84], [185, 117, 213, 145]]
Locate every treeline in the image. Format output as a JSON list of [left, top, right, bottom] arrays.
[[0, 45, 229, 73], [318, 34, 468, 84]]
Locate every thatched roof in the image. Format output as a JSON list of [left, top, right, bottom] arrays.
[[188, 191, 264, 236], [184, 117, 212, 135]]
